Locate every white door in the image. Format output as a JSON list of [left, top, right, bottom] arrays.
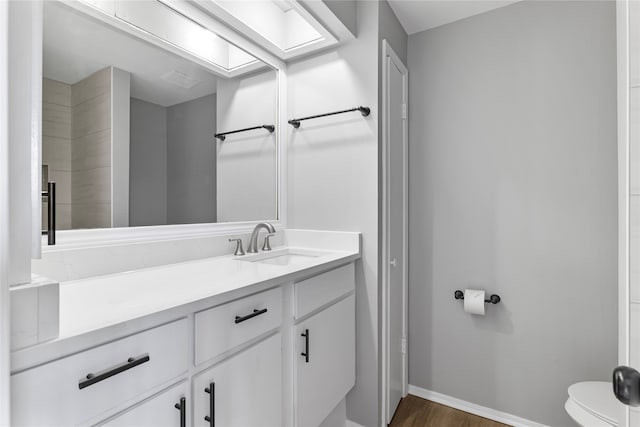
[[101, 382, 188, 427], [382, 39, 408, 425], [193, 333, 282, 427], [295, 295, 355, 427]]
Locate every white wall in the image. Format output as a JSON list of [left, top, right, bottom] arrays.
[[287, 2, 379, 425], [407, 2, 617, 425], [216, 69, 277, 223], [8, 1, 39, 285]]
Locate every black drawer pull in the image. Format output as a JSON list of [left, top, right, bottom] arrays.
[[174, 396, 186, 427], [41, 182, 56, 245], [78, 353, 150, 390], [301, 329, 309, 363], [204, 382, 215, 426], [234, 308, 268, 324]]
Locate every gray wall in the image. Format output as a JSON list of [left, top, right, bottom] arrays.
[[167, 94, 216, 224], [378, 0, 407, 64], [111, 67, 131, 228], [407, 2, 617, 426], [322, 0, 357, 37], [129, 98, 167, 227], [130, 94, 216, 226]]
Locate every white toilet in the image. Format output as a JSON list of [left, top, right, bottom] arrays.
[[565, 382, 623, 426]]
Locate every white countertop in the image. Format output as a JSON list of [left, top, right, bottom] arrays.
[[12, 230, 360, 372], [59, 247, 357, 337]]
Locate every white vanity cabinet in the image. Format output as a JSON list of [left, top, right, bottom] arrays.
[[11, 260, 358, 427], [193, 333, 282, 427], [100, 382, 188, 427], [293, 265, 356, 427]]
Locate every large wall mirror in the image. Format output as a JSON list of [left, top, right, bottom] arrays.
[[41, 0, 279, 233]]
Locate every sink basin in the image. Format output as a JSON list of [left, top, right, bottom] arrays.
[[255, 253, 316, 266], [236, 248, 324, 266]]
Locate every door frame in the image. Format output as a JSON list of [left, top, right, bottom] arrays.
[[380, 39, 409, 426], [0, 0, 9, 423], [617, 1, 630, 426]]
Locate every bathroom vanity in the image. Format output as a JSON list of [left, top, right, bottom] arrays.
[[4, 0, 366, 425], [11, 230, 360, 427]]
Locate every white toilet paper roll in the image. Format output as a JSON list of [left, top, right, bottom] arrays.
[[463, 289, 485, 315]]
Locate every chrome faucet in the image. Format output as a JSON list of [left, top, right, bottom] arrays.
[[247, 222, 276, 253]]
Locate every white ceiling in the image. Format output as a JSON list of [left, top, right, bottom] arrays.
[[43, 2, 220, 107], [387, 0, 521, 35]]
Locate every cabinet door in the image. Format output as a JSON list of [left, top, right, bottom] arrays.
[[295, 295, 355, 427], [193, 333, 282, 427], [100, 382, 187, 427]]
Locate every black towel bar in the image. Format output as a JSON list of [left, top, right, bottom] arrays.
[[215, 124, 275, 141], [288, 106, 371, 128]]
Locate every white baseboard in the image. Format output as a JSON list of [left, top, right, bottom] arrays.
[[408, 384, 550, 427], [345, 421, 366, 427]]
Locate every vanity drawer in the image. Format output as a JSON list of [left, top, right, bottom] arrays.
[[11, 319, 188, 427], [194, 287, 282, 365], [294, 263, 355, 319]]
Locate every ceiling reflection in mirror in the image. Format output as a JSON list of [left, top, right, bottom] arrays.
[[42, 1, 278, 231]]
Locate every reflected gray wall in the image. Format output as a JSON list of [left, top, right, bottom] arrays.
[[407, 2, 617, 425], [379, 0, 407, 64], [322, 0, 357, 37], [129, 94, 216, 226], [129, 98, 167, 226], [167, 94, 216, 224]]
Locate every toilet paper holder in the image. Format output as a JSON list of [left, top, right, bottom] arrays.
[[454, 290, 501, 305]]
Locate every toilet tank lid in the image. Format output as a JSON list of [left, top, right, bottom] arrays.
[[568, 381, 623, 425]]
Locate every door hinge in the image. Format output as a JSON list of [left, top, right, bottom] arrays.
[[401, 103, 407, 120], [401, 338, 407, 354]]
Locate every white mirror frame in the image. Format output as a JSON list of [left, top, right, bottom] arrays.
[[34, 0, 288, 252]]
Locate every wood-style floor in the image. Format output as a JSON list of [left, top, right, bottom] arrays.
[[389, 395, 512, 427]]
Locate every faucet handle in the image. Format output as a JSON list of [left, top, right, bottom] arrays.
[[262, 233, 274, 252], [229, 238, 245, 256]]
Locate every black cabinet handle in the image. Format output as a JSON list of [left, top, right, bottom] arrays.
[[78, 353, 150, 389], [301, 329, 309, 363], [174, 396, 186, 427], [613, 365, 640, 406], [41, 181, 56, 245], [234, 308, 268, 324], [204, 382, 215, 426]]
